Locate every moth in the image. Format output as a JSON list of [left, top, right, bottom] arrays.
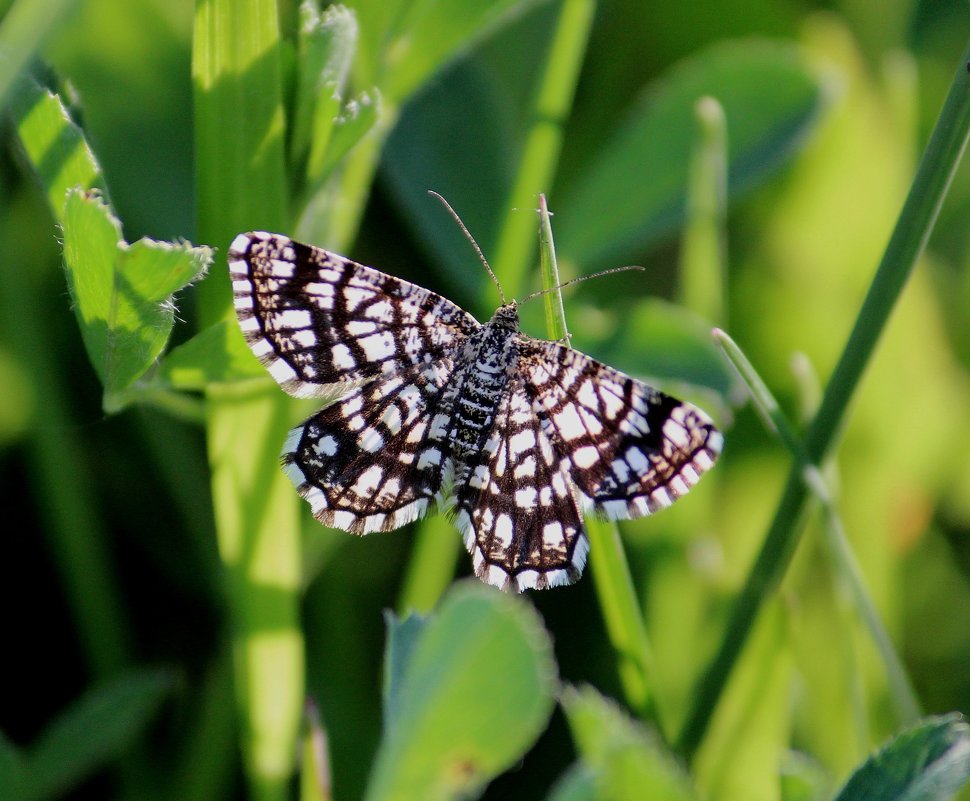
[[229, 228, 720, 591]]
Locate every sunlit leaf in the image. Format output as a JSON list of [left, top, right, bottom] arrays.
[[156, 319, 265, 389], [562, 685, 697, 801], [61, 190, 211, 408], [364, 582, 557, 801], [9, 73, 107, 219]]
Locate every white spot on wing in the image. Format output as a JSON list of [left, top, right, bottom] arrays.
[[554, 404, 586, 440], [509, 429, 536, 457], [332, 343, 355, 369], [572, 445, 599, 469], [494, 514, 513, 547]]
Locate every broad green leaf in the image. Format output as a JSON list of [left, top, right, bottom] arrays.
[[833, 715, 970, 801], [193, 0, 303, 799], [25, 669, 171, 801], [553, 38, 827, 266], [123, 238, 212, 303], [9, 73, 107, 220], [193, 0, 288, 310], [348, 0, 543, 104], [561, 685, 697, 801], [381, 610, 429, 728], [60, 190, 212, 408], [364, 581, 557, 801], [156, 319, 265, 389]]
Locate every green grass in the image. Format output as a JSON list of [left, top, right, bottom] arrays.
[[2, 1, 970, 800]]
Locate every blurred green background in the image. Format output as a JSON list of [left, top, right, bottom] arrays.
[[1, 0, 969, 800]]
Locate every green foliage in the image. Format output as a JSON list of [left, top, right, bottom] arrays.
[[561, 685, 696, 801], [0, 671, 171, 801], [381, 36, 825, 298], [158, 319, 266, 389], [367, 583, 557, 801], [290, 3, 358, 184], [2, 2, 970, 801], [0, 0, 81, 110], [8, 74, 107, 213], [554, 38, 827, 266], [346, 0, 545, 104], [833, 716, 970, 801], [60, 190, 211, 409], [10, 75, 212, 411]]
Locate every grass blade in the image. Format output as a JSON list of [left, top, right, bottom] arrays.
[[677, 46, 970, 757], [538, 196, 656, 721], [193, 2, 303, 800]]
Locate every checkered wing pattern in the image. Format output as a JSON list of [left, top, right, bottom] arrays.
[[228, 232, 479, 399], [282, 359, 456, 534], [229, 230, 722, 593], [450, 340, 721, 592], [453, 375, 589, 592], [522, 340, 722, 519]]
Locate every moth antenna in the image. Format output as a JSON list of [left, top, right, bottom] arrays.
[[521, 265, 645, 304], [428, 190, 506, 305]]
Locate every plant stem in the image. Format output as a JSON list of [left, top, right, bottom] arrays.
[[396, 514, 461, 615], [680, 96, 728, 325], [538, 195, 656, 720], [490, 0, 595, 298], [676, 39, 970, 761], [193, 2, 303, 799], [714, 329, 921, 726]]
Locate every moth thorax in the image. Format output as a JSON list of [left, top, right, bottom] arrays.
[[488, 303, 520, 331]]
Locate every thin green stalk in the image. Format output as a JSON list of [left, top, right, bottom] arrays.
[[396, 514, 461, 615], [680, 96, 728, 324], [714, 329, 921, 725], [193, 2, 303, 800], [713, 330, 812, 469], [490, 0, 595, 298], [677, 44, 970, 760], [300, 698, 332, 801], [538, 195, 656, 720], [586, 519, 656, 718], [538, 194, 569, 340]]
